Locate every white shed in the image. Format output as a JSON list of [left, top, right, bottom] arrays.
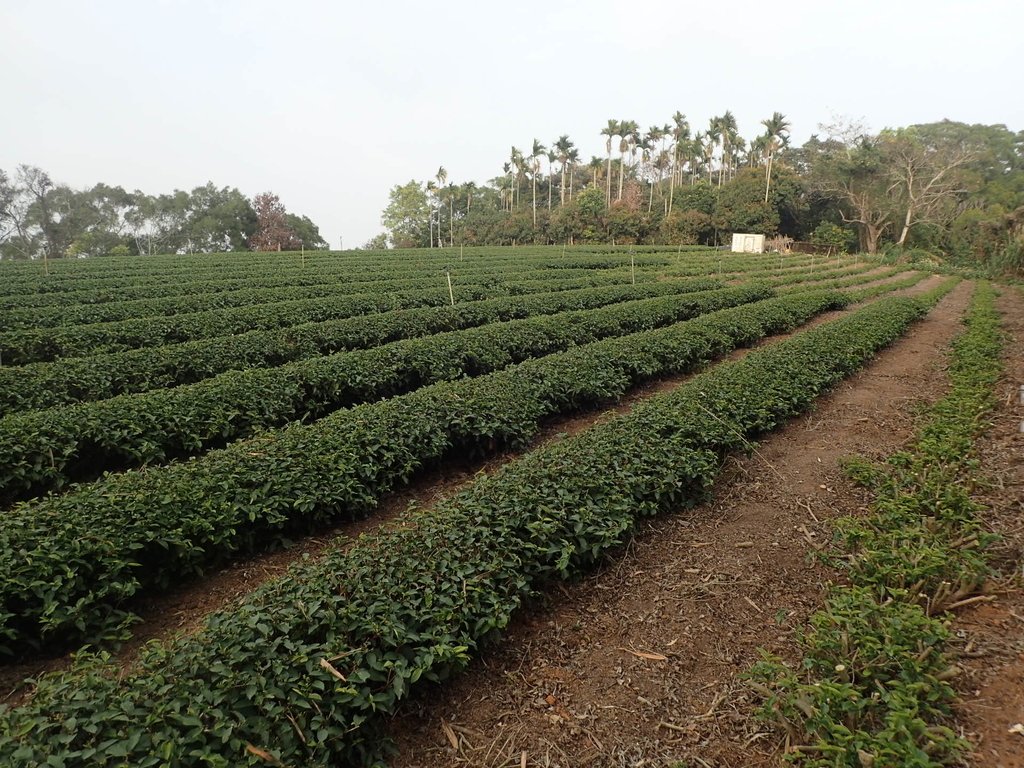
[[731, 233, 765, 254]]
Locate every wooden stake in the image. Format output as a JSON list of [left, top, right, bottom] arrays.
[[301, 245, 305, 268], [446, 270, 454, 306], [630, 252, 635, 285]]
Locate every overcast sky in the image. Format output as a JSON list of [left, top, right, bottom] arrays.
[[3, 0, 1021, 248]]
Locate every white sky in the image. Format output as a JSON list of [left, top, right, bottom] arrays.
[[3, 0, 1021, 247]]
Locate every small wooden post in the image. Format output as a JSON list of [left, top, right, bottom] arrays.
[[460, 244, 464, 262], [301, 245, 305, 268], [446, 270, 454, 306], [630, 251, 636, 285], [43, 251, 49, 277]]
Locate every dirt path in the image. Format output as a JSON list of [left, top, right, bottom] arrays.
[[955, 285, 1024, 768], [0, 272, 949, 704], [383, 280, 974, 767]]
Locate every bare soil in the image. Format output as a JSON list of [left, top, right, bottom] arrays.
[[383, 279, 975, 767]]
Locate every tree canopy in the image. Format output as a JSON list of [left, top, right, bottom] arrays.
[[377, 117, 1023, 274], [0, 167, 327, 259]]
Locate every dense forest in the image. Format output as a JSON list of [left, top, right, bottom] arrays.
[[0, 169, 328, 260], [379, 116, 1024, 274]]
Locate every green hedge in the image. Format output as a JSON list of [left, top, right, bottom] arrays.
[[0, 249, 679, 300], [0, 292, 928, 766], [2, 267, 646, 330], [0, 283, 766, 503], [0, 279, 720, 413], [0, 260, 600, 309], [0, 289, 841, 656], [0, 272, 648, 364]]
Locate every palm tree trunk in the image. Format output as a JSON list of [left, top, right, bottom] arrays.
[[532, 173, 537, 228], [720, 138, 729, 187], [668, 150, 676, 215], [605, 153, 612, 205], [617, 151, 625, 201]]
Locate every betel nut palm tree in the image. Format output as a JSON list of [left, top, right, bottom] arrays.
[[601, 119, 619, 206], [762, 111, 791, 203]]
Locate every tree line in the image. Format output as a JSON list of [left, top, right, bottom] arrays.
[[379, 115, 1023, 273], [0, 166, 328, 260]]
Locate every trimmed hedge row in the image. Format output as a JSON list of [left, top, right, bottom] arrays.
[[0, 292, 930, 766], [775, 267, 915, 298], [843, 271, 934, 301], [0, 279, 721, 414], [0, 283, 768, 502], [773, 265, 902, 290], [0, 261, 629, 310], [0, 247, 780, 311], [3, 267, 649, 329], [0, 289, 843, 656], [0, 272, 646, 364], [0, 249, 682, 298]]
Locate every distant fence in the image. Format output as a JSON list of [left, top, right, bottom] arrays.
[[789, 241, 834, 255], [764, 237, 834, 256]]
